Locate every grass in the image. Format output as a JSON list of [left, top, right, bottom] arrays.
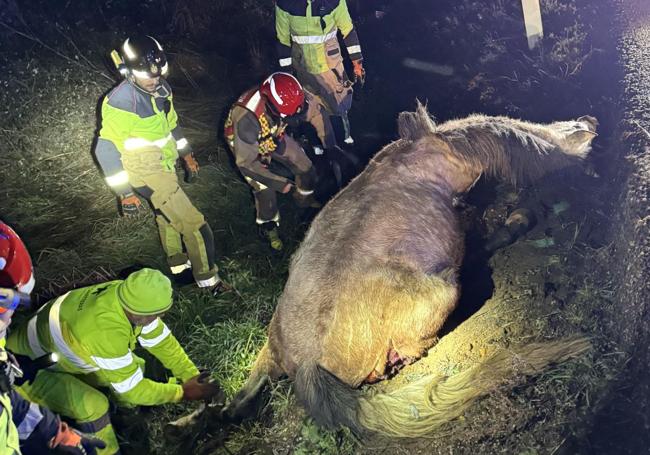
[[0, 0, 629, 453]]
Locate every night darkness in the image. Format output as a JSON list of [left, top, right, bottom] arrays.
[[1, 1, 649, 454]]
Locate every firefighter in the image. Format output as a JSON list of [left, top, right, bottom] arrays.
[[0, 221, 105, 454], [224, 72, 322, 251], [94, 35, 227, 294], [6, 268, 220, 454], [275, 0, 365, 145]]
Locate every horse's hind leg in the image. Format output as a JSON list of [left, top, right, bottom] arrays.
[[221, 341, 284, 422]]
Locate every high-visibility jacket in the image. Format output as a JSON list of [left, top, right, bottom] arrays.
[[6, 282, 199, 407], [276, 0, 363, 74], [0, 393, 19, 455], [94, 79, 191, 196]]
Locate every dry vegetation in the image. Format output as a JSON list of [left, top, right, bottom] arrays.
[[0, 0, 633, 454]]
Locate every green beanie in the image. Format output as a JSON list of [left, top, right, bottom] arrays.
[[117, 268, 173, 315]]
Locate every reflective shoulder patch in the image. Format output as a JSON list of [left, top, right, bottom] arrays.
[[106, 81, 155, 118], [107, 81, 137, 113]]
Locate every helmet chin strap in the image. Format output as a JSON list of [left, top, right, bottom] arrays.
[[127, 73, 170, 98]]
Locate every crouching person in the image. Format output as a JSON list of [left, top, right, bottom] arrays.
[[1, 221, 105, 454], [224, 72, 321, 251], [6, 268, 219, 454]]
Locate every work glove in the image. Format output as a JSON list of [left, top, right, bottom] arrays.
[[49, 421, 106, 455], [352, 59, 366, 86], [120, 193, 142, 216], [182, 371, 221, 401], [182, 153, 200, 183]]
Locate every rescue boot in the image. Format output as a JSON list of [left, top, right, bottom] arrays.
[[208, 275, 233, 296], [259, 222, 283, 251]]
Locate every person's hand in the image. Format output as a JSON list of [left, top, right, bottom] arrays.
[[182, 153, 200, 183], [352, 59, 366, 85], [49, 421, 107, 455], [182, 372, 221, 401], [120, 193, 142, 216], [281, 182, 293, 194]]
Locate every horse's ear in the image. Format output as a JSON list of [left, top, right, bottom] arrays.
[[397, 100, 437, 141], [577, 115, 599, 132]]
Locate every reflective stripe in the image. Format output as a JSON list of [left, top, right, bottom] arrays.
[[123, 38, 136, 60], [91, 351, 134, 371], [105, 170, 129, 188], [123, 134, 173, 151], [27, 316, 46, 357], [195, 276, 219, 288], [131, 68, 152, 79], [141, 318, 160, 335], [138, 324, 171, 347], [18, 274, 35, 294], [256, 212, 280, 225], [111, 368, 144, 394], [279, 57, 292, 67], [297, 187, 314, 196], [291, 29, 338, 44], [176, 138, 189, 150], [268, 75, 284, 106], [244, 176, 269, 191], [170, 260, 191, 274], [49, 293, 98, 372], [347, 45, 362, 54], [245, 91, 262, 113], [17, 402, 43, 440]]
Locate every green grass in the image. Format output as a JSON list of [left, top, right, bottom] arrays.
[[0, 1, 627, 453]]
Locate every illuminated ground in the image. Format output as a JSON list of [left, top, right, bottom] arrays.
[[1, 0, 648, 454]]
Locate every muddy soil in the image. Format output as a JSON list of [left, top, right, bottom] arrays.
[[1, 0, 646, 454]]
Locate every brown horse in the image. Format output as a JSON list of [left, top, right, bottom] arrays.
[[222, 103, 597, 437]]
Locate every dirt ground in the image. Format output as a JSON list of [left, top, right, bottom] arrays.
[[1, 0, 648, 454]]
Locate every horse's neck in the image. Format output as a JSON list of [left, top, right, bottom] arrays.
[[418, 146, 483, 195]]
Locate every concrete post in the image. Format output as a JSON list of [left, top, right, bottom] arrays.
[[522, 0, 544, 50]]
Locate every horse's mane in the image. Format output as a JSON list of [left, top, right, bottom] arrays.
[[395, 101, 585, 186]]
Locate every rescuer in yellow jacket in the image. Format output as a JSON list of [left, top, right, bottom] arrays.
[[94, 35, 228, 294], [0, 222, 105, 455], [6, 268, 220, 454], [275, 0, 365, 145]]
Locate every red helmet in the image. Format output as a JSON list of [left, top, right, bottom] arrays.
[[0, 222, 34, 295], [259, 72, 305, 117]]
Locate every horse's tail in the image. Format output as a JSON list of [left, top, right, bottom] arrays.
[[294, 337, 590, 437], [357, 337, 591, 437], [293, 361, 366, 436]]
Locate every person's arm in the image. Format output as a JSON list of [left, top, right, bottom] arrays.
[[233, 110, 292, 192], [95, 100, 135, 197], [335, 0, 363, 62], [137, 318, 199, 383], [10, 390, 59, 450], [275, 3, 293, 69], [90, 338, 184, 406]]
